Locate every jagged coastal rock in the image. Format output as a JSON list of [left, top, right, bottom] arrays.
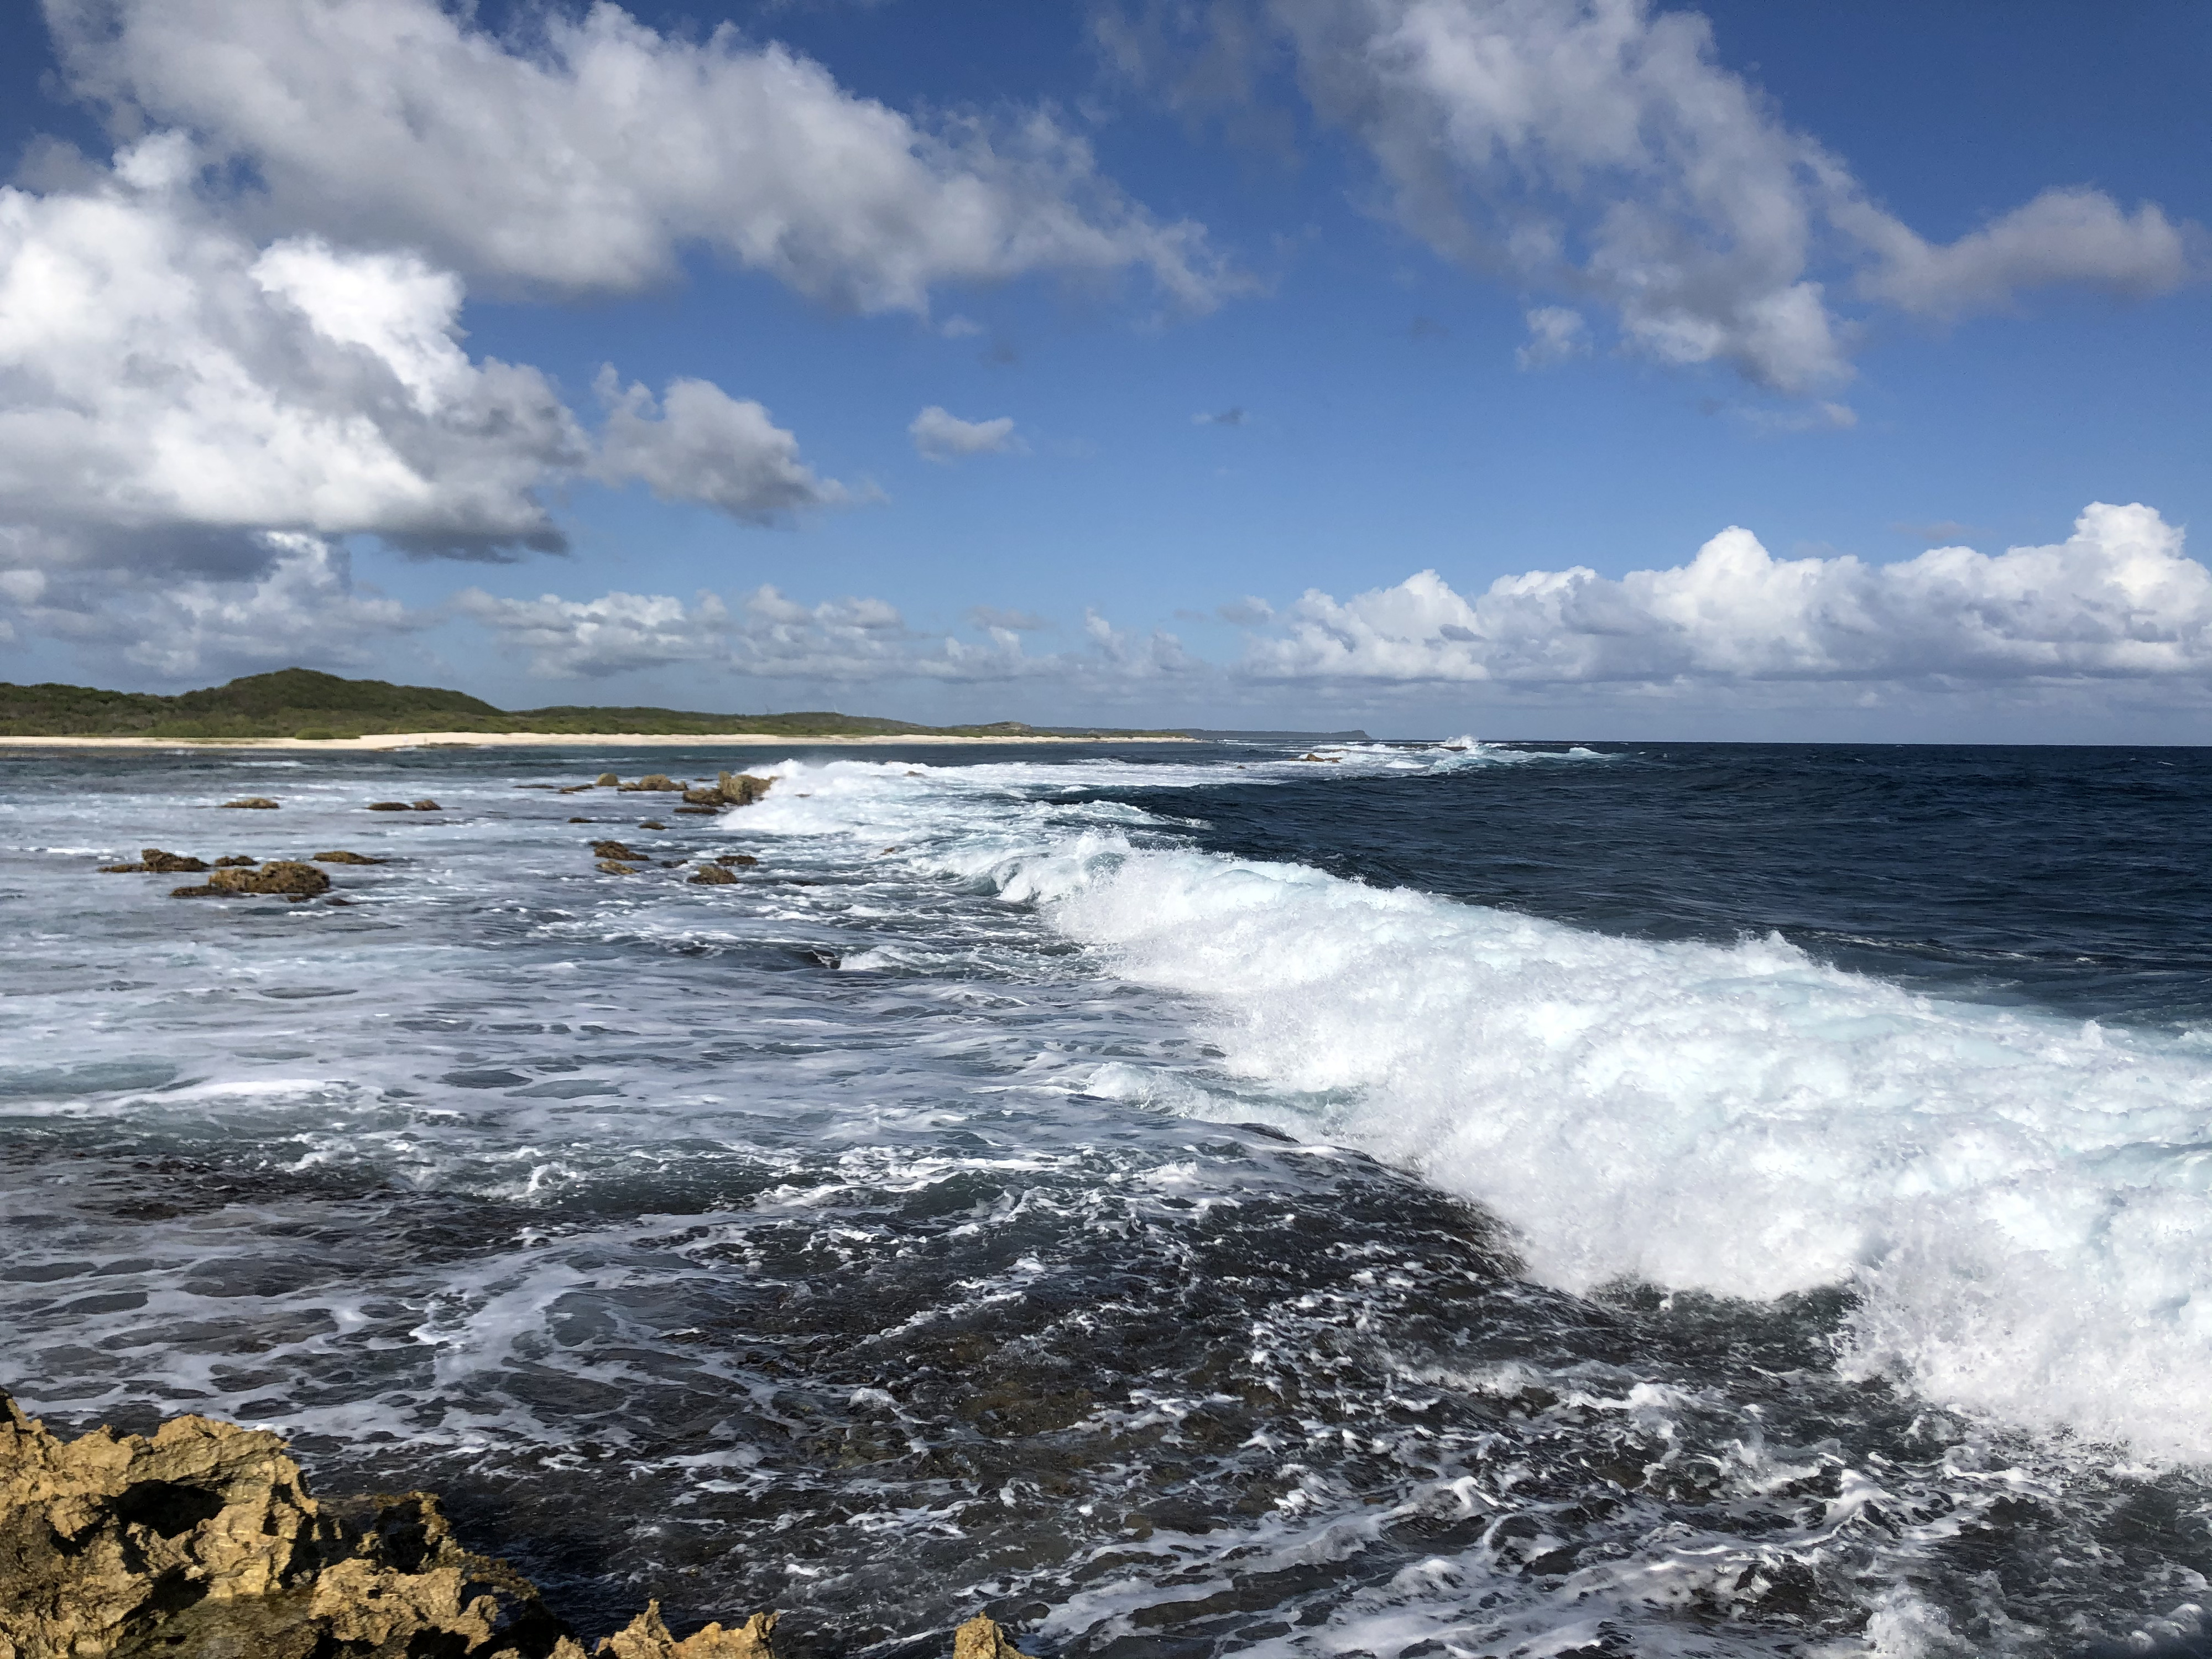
[[687, 864, 737, 886], [0, 1391, 1034, 1659], [98, 849, 209, 874], [171, 862, 333, 900]]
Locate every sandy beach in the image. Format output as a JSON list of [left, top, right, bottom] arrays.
[[0, 729, 1192, 751]]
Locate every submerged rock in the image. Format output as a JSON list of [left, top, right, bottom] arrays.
[[312, 851, 386, 865], [411, 800, 442, 812], [219, 797, 280, 809], [713, 855, 760, 868], [637, 820, 666, 831], [597, 860, 640, 875], [366, 802, 410, 812], [687, 864, 737, 886]]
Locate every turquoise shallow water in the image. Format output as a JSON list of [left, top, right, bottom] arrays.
[[3, 739, 2210, 1657]]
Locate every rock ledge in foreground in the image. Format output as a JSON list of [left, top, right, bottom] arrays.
[[0, 1391, 1036, 1659]]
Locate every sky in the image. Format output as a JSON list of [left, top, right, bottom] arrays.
[[0, 0, 2205, 740]]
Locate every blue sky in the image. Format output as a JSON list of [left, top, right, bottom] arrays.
[[0, 0, 2204, 738]]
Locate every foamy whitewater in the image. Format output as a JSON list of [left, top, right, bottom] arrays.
[[4, 738, 2210, 1656]]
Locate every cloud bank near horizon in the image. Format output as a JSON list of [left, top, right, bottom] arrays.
[[12, 505, 2197, 734]]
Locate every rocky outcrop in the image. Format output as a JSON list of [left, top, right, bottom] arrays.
[[598, 1605, 778, 1658], [0, 1392, 1037, 1659], [0, 1390, 573, 1659], [213, 856, 256, 868], [172, 862, 333, 899], [591, 841, 639, 861], [100, 849, 209, 874], [597, 861, 639, 875], [618, 775, 681, 794], [687, 865, 737, 886], [218, 797, 280, 809], [596, 773, 620, 787], [680, 775, 775, 811], [367, 801, 441, 812], [714, 855, 760, 868], [411, 801, 441, 812], [312, 852, 386, 865]]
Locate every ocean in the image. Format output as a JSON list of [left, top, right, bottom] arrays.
[[2, 738, 2209, 1657]]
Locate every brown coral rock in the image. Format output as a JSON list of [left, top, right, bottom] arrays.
[[207, 862, 332, 898], [952, 1615, 1035, 1659], [597, 1603, 776, 1659], [0, 1390, 573, 1659]]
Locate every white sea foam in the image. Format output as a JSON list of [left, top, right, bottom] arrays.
[[727, 758, 2212, 1461], [1008, 840, 2212, 1459]]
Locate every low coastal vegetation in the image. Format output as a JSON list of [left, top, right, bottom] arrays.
[[0, 668, 1183, 740]]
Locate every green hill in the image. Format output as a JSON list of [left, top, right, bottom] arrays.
[[0, 669, 1172, 740]]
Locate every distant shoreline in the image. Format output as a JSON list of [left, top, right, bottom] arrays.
[[0, 730, 1197, 751]]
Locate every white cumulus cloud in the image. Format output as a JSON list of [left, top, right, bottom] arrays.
[[48, 0, 1229, 312], [1242, 503, 2212, 687], [453, 587, 734, 678], [1100, 0, 2203, 394], [0, 138, 581, 558], [3, 533, 423, 676], [909, 406, 1023, 462], [593, 371, 851, 522]]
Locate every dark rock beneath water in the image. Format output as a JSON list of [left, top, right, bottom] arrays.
[[597, 860, 640, 875], [313, 851, 386, 865], [637, 820, 666, 830], [220, 796, 280, 808], [367, 802, 410, 811], [714, 855, 760, 868]]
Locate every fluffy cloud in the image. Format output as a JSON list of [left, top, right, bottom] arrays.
[[452, 587, 733, 678], [909, 406, 1023, 462], [1100, 0, 2201, 393], [0, 138, 581, 558], [49, 0, 1228, 311], [1243, 503, 2212, 687], [594, 372, 851, 521], [3, 533, 422, 676], [452, 578, 1199, 688], [1516, 306, 1589, 368]]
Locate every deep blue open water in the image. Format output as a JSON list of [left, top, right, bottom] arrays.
[[3, 737, 2209, 1658]]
